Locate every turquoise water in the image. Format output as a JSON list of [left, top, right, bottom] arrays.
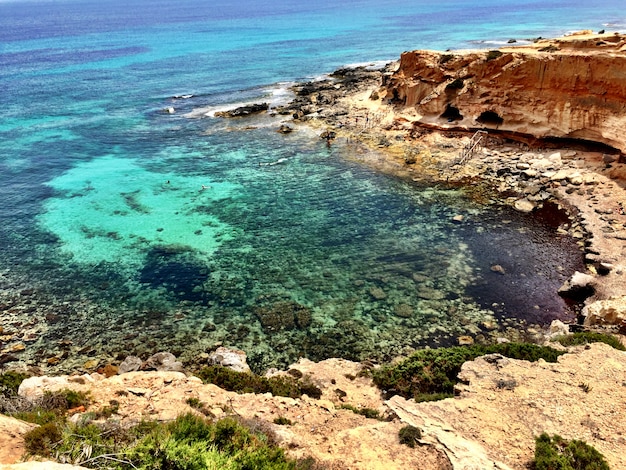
[[1, 0, 620, 371]]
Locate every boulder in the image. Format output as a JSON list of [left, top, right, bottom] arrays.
[[142, 352, 184, 373], [118, 355, 143, 374], [557, 271, 596, 300], [582, 296, 626, 326], [18, 375, 72, 398], [207, 346, 251, 373]]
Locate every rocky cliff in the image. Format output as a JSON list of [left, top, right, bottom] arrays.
[[382, 32, 626, 153]]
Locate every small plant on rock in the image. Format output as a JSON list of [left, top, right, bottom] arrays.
[[486, 50, 503, 61], [398, 425, 422, 448]]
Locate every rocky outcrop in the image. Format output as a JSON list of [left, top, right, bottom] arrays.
[[582, 296, 626, 327], [382, 33, 626, 153]]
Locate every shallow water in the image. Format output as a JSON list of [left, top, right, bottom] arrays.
[[1, 0, 616, 371]]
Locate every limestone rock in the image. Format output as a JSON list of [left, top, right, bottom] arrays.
[[118, 355, 143, 374], [143, 352, 184, 373], [582, 296, 626, 326], [557, 271, 596, 300], [207, 346, 251, 373]]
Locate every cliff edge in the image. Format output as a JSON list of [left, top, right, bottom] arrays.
[[383, 32, 626, 153]]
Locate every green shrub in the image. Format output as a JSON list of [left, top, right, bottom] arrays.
[[24, 422, 62, 457], [339, 404, 382, 420], [486, 50, 503, 61], [398, 425, 422, 448], [554, 332, 626, 351], [0, 371, 28, 397], [196, 366, 321, 399], [372, 343, 564, 402], [273, 416, 293, 425], [533, 433, 610, 470], [439, 54, 454, 65], [24, 412, 305, 470]]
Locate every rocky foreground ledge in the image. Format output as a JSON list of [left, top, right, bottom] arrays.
[[2, 342, 625, 469]]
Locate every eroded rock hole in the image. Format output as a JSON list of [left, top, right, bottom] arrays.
[[477, 110, 504, 126]]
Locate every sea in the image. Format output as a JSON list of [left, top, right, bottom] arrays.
[[0, 0, 623, 373]]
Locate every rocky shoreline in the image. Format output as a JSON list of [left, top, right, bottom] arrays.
[[2, 31, 626, 470], [268, 35, 626, 332]]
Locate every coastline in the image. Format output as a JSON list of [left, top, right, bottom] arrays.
[[273, 33, 626, 323], [2, 30, 626, 470]]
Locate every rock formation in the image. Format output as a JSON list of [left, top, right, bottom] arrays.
[[382, 33, 626, 153]]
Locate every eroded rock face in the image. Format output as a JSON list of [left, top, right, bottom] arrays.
[[383, 34, 626, 152]]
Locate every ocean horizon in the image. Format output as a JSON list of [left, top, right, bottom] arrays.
[[0, 0, 621, 372]]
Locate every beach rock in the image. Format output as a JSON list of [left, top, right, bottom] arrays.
[[513, 198, 535, 213], [208, 346, 251, 373], [557, 271, 596, 300], [277, 124, 294, 134], [582, 296, 626, 326], [118, 355, 143, 374], [143, 352, 184, 373], [451, 214, 464, 223]]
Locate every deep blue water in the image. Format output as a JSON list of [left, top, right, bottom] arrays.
[[0, 0, 620, 372]]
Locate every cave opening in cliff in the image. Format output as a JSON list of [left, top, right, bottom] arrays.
[[477, 110, 504, 127], [440, 105, 463, 122]]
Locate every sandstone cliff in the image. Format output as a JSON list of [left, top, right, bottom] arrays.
[[382, 33, 626, 153]]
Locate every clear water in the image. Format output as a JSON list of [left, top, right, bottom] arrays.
[[1, 0, 619, 372]]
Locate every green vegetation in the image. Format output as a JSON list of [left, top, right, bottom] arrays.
[[372, 343, 565, 402], [273, 416, 293, 425], [2, 388, 91, 425], [486, 50, 503, 61], [533, 433, 610, 470], [439, 54, 455, 65], [398, 425, 422, 448], [24, 412, 316, 469], [196, 366, 322, 399], [0, 371, 29, 397], [554, 332, 626, 351], [338, 404, 383, 420]]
